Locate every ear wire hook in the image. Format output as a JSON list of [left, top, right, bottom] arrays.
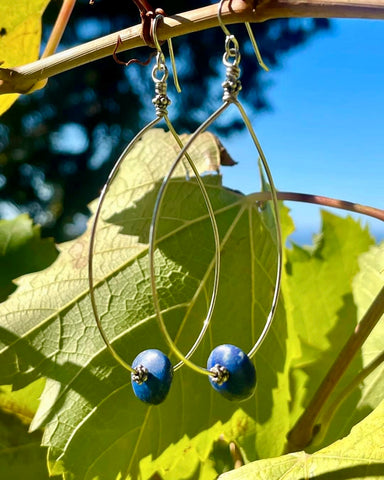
[[217, 0, 269, 71], [167, 37, 182, 92], [244, 22, 269, 72], [149, 12, 182, 93]]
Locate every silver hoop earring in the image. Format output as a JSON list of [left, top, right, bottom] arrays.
[[88, 14, 221, 405], [148, 0, 282, 402]]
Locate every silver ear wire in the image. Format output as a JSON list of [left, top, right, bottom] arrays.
[[245, 22, 269, 72], [147, 0, 283, 382], [167, 38, 182, 92], [218, 1, 269, 71], [88, 14, 220, 379], [217, 0, 232, 37], [218, 0, 281, 359], [151, 15, 182, 92]]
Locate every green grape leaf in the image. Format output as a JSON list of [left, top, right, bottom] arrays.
[[1, 129, 381, 479], [0, 0, 50, 115], [283, 212, 375, 440], [149, 215, 383, 479], [0, 378, 45, 423], [219, 400, 384, 480], [0, 379, 56, 480], [0, 130, 290, 479], [0, 414, 52, 480], [344, 243, 384, 427], [312, 242, 384, 449], [0, 214, 58, 302]]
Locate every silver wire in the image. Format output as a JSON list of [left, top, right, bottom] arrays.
[[146, 0, 282, 375], [89, 13, 219, 375], [245, 22, 269, 72], [217, 0, 232, 37], [149, 106, 228, 376], [152, 15, 188, 175], [218, 0, 282, 359], [167, 38, 182, 93], [152, 15, 182, 93], [88, 117, 161, 374], [218, 1, 269, 71], [235, 99, 282, 359]]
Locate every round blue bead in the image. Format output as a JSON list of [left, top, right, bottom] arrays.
[[131, 349, 173, 405], [207, 344, 256, 401]]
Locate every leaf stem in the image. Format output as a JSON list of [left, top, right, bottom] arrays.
[[312, 350, 384, 447], [229, 441, 245, 469], [27, 0, 77, 93], [41, 0, 77, 59], [285, 285, 384, 452], [1, 0, 384, 94], [248, 191, 384, 223], [277, 191, 384, 223]]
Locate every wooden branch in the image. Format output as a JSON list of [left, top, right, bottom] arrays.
[[277, 192, 384, 222], [1, 0, 384, 94], [286, 285, 384, 451], [247, 191, 384, 222]]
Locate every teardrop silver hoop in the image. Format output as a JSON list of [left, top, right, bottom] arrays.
[[88, 14, 221, 377], [148, 0, 283, 377]]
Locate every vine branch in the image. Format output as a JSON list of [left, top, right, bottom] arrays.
[[286, 285, 384, 452], [1, 0, 384, 94], [312, 350, 384, 447], [249, 191, 384, 223]]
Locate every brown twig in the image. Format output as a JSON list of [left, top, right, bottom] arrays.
[[41, 0, 77, 59], [278, 191, 384, 222], [25, 0, 77, 93], [1, 0, 384, 94], [312, 350, 384, 447], [247, 191, 384, 223], [229, 441, 245, 469], [285, 285, 384, 452], [112, 36, 156, 66]]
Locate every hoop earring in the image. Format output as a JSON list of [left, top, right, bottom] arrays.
[[88, 14, 221, 405], [149, 0, 283, 402]]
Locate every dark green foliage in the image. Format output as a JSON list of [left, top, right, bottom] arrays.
[[0, 214, 58, 301]]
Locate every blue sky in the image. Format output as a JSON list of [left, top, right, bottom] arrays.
[[222, 19, 384, 244]]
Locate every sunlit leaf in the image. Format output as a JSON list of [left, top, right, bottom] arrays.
[[0, 378, 45, 423], [0, 130, 289, 478], [311, 242, 384, 449], [345, 244, 384, 426], [0, 0, 50, 115], [0, 129, 382, 479], [219, 400, 384, 480], [283, 212, 374, 438]]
